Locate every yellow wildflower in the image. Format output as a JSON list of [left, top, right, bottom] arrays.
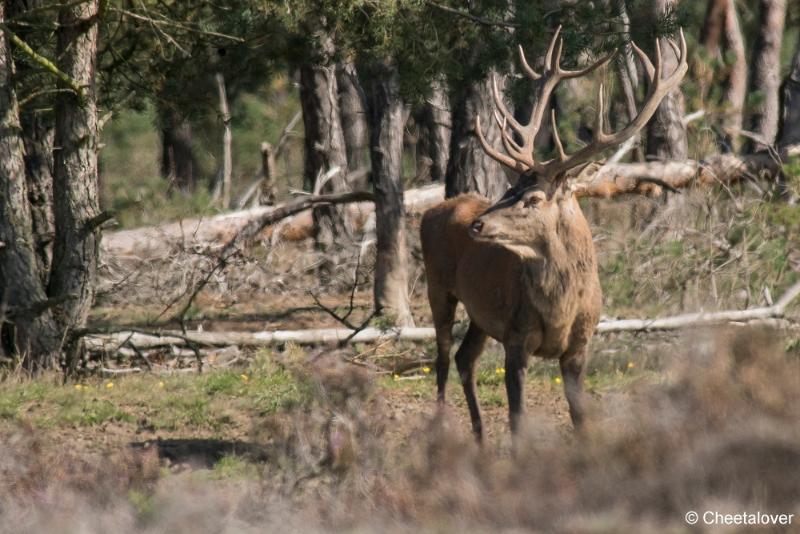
[[240, 374, 249, 382], [158, 381, 165, 388], [627, 362, 635, 369], [554, 376, 562, 385], [74, 384, 84, 390], [495, 367, 505, 376], [393, 374, 400, 381], [422, 366, 431, 375], [105, 382, 114, 389]]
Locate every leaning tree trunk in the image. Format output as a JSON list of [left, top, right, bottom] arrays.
[[0, 3, 60, 369], [747, 0, 786, 152], [299, 31, 351, 250], [336, 61, 368, 185], [446, 72, 511, 199], [48, 0, 101, 367], [778, 38, 800, 148], [613, 0, 645, 162], [415, 81, 451, 182], [364, 61, 414, 327], [646, 0, 688, 162]]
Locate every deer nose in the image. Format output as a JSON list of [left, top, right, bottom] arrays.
[[470, 219, 484, 235]]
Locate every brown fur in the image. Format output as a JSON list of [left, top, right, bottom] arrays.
[[421, 186, 602, 437]]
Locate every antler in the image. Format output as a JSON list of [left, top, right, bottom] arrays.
[[476, 26, 688, 181]]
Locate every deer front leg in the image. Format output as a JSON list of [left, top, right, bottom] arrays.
[[503, 343, 530, 434], [455, 322, 488, 440], [559, 347, 589, 430], [429, 291, 457, 404]]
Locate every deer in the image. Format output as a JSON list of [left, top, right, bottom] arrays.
[[420, 26, 687, 439]]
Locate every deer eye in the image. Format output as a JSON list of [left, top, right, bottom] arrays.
[[523, 195, 542, 208]]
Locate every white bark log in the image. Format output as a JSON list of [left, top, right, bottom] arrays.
[[86, 282, 800, 351]]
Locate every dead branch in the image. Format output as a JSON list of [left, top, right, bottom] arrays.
[[85, 281, 800, 351]]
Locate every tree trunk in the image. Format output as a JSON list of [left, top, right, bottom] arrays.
[[336, 61, 368, 183], [415, 81, 451, 182], [20, 111, 54, 281], [0, 3, 60, 369], [778, 39, 800, 148], [48, 0, 101, 366], [702, 0, 748, 151], [159, 107, 196, 192], [646, 0, 688, 162], [298, 31, 351, 249], [364, 61, 414, 327], [747, 0, 786, 152], [215, 72, 233, 209], [446, 72, 511, 199], [613, 0, 645, 162]]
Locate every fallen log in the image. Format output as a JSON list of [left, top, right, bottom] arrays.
[[85, 281, 800, 350], [573, 146, 800, 198], [102, 183, 446, 259]]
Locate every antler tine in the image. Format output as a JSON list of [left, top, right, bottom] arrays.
[[518, 45, 541, 80], [631, 41, 655, 81], [475, 116, 524, 171], [550, 109, 567, 162], [544, 25, 563, 71], [493, 110, 526, 156], [653, 37, 663, 86], [491, 74, 525, 135], [559, 49, 618, 79]]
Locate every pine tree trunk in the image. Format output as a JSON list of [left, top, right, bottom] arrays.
[[20, 111, 54, 280], [415, 82, 451, 182], [215, 72, 233, 209], [747, 0, 786, 152], [0, 3, 60, 369], [336, 61, 368, 182], [364, 61, 414, 327], [646, 0, 688, 162], [778, 39, 800, 148], [298, 31, 350, 249], [48, 0, 101, 366], [446, 72, 511, 199], [159, 108, 196, 192]]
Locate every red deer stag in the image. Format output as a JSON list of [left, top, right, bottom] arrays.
[[421, 27, 687, 438]]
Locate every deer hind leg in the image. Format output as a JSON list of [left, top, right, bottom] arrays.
[[559, 347, 589, 431], [429, 291, 457, 403], [455, 322, 488, 440]]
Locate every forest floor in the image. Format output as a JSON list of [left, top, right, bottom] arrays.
[[3, 188, 800, 532]]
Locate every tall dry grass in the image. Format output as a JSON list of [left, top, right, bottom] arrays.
[[1, 326, 799, 532]]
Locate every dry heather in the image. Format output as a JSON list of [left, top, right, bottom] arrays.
[[1, 326, 799, 533]]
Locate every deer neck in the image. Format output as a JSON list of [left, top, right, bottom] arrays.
[[519, 201, 596, 319]]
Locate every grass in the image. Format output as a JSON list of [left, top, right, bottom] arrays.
[[0, 352, 307, 432]]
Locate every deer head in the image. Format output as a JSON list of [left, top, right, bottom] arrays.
[[469, 26, 688, 254]]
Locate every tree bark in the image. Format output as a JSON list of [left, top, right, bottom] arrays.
[[415, 81, 451, 182], [364, 61, 414, 327], [48, 0, 101, 365], [298, 30, 351, 249], [613, 0, 645, 162], [747, 0, 787, 151], [646, 0, 688, 162], [0, 3, 60, 369], [159, 107, 196, 192], [446, 72, 511, 199], [702, 0, 748, 152], [336, 61, 368, 182], [778, 39, 800, 148], [215, 72, 233, 209], [20, 111, 54, 280]]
